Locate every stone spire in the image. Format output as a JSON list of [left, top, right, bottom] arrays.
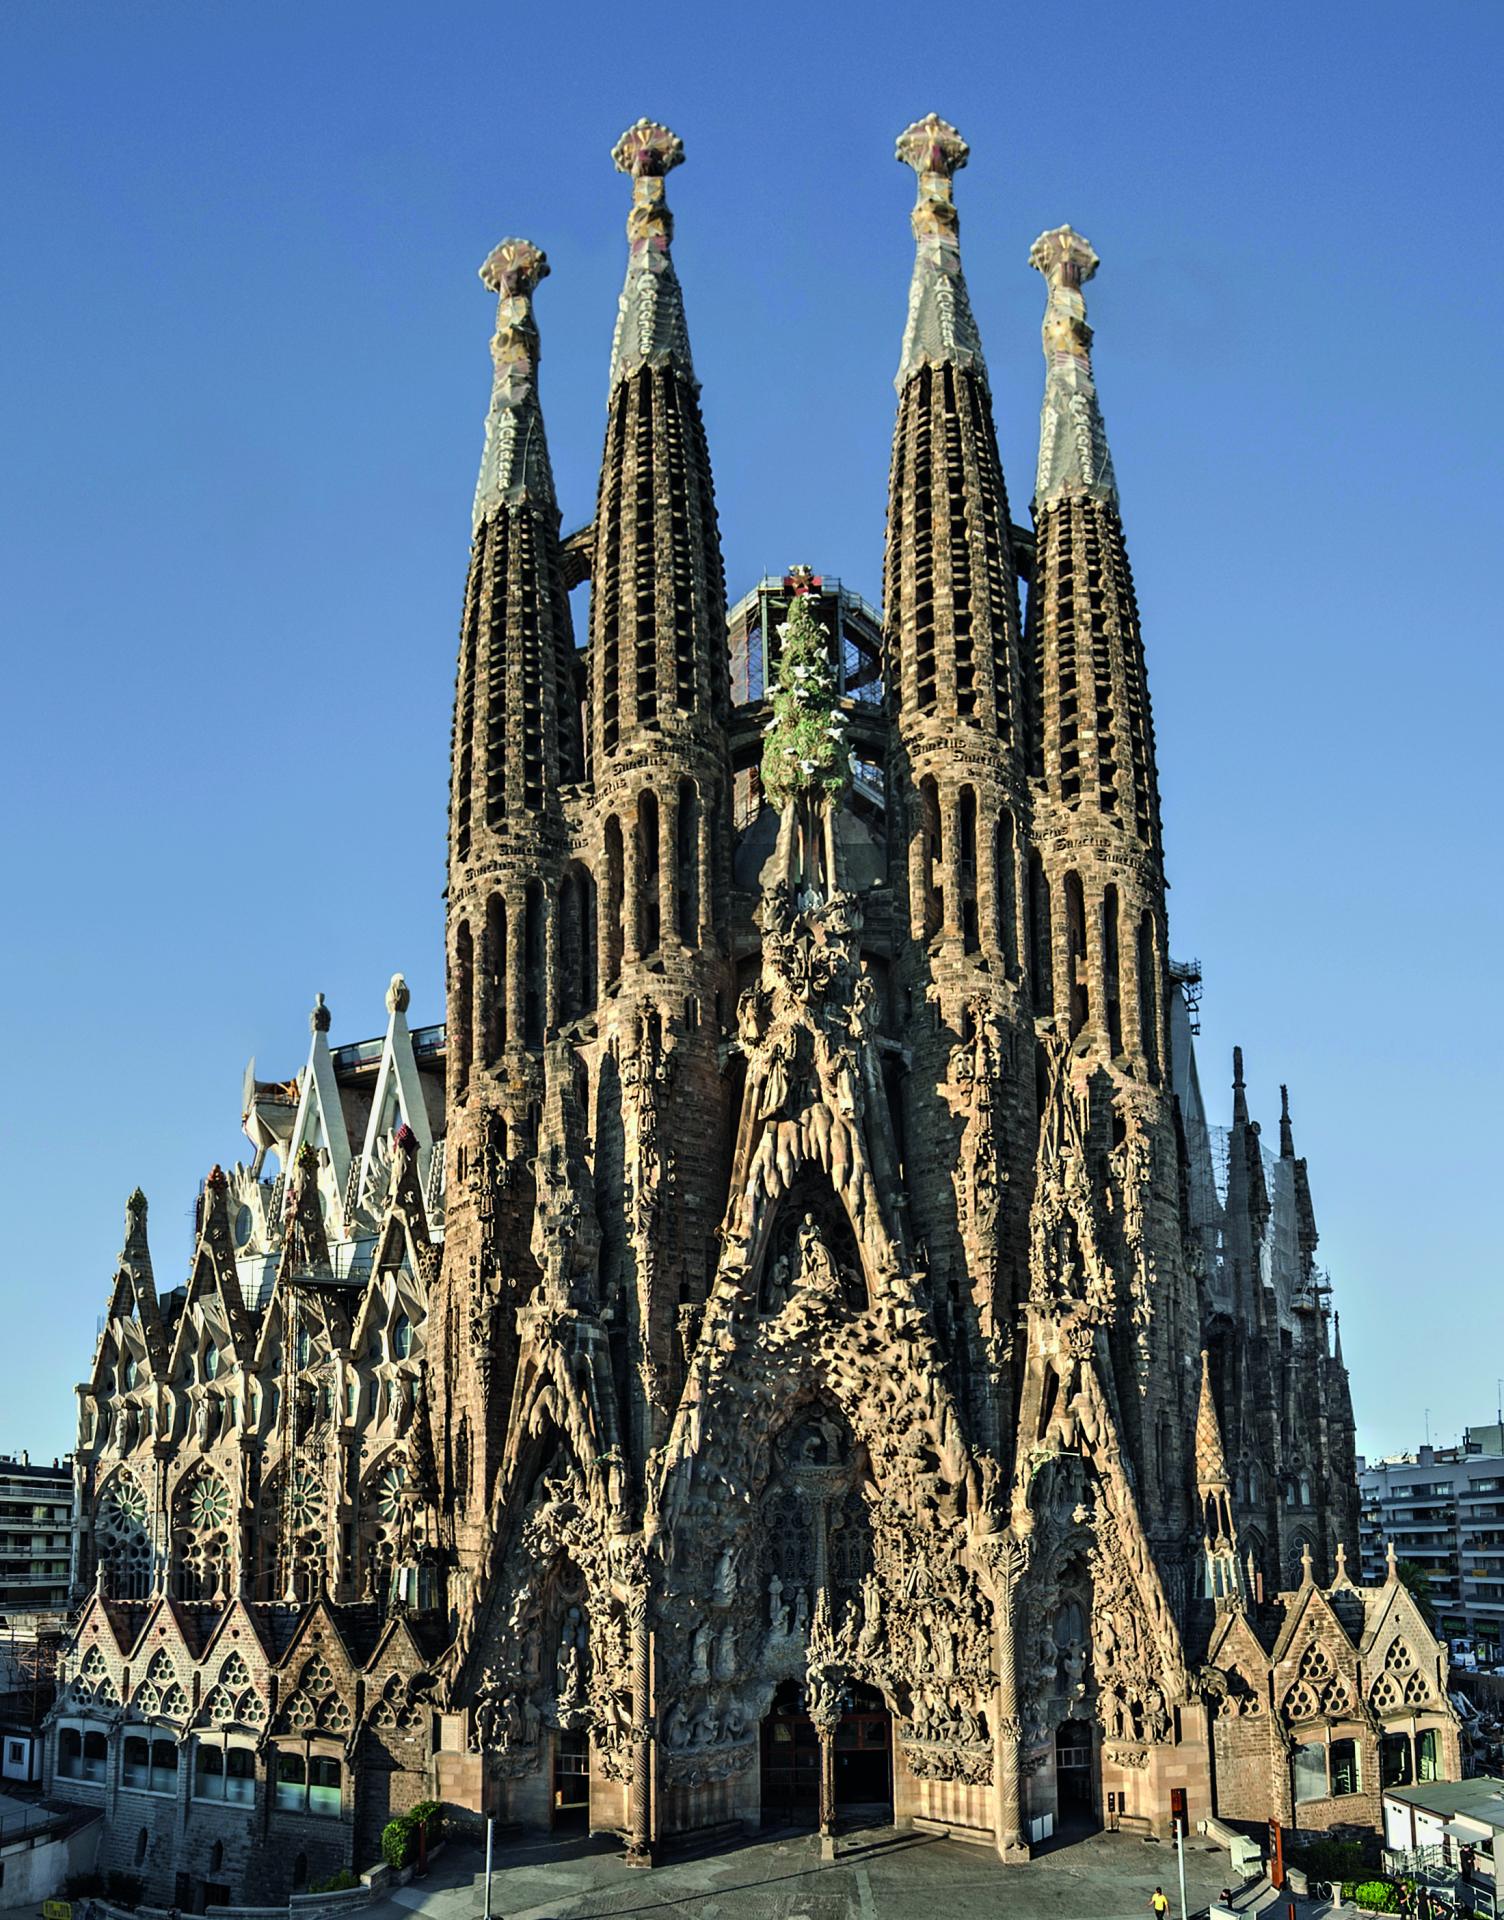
[[894, 113, 985, 389], [608, 119, 695, 390], [1279, 1082, 1295, 1158], [589, 119, 728, 763], [450, 235, 579, 867], [1030, 225, 1117, 509], [1195, 1349, 1231, 1496], [1024, 221, 1166, 1072], [472, 239, 556, 527], [1233, 1046, 1250, 1126], [884, 116, 1027, 971]]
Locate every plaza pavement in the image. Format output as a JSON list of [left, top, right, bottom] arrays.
[[367, 1823, 1274, 1920]]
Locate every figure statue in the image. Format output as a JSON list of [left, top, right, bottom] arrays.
[[690, 1620, 712, 1682], [768, 1573, 791, 1638]]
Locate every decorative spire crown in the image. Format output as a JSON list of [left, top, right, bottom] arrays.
[[1232, 1044, 1249, 1125], [1279, 1083, 1295, 1158], [472, 237, 556, 527], [608, 119, 694, 389], [1030, 223, 1117, 508], [895, 114, 985, 390]]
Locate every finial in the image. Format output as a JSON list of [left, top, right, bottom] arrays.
[[1030, 224, 1100, 296], [896, 114, 968, 237], [1334, 1310, 1345, 1364], [1385, 1537, 1398, 1580], [1232, 1046, 1249, 1125], [612, 119, 684, 180], [387, 972, 411, 1015], [207, 1165, 228, 1192], [310, 993, 331, 1034], [472, 237, 557, 522], [1334, 1539, 1349, 1582], [893, 115, 985, 388], [395, 1122, 419, 1156], [127, 1187, 148, 1223], [1030, 225, 1116, 506], [1279, 1083, 1295, 1158], [1300, 1539, 1314, 1582], [896, 112, 969, 182], [479, 237, 549, 299]]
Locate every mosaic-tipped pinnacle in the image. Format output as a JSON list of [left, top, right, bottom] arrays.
[[1030, 224, 1100, 287], [479, 238, 549, 298], [896, 113, 968, 179], [613, 119, 684, 179]]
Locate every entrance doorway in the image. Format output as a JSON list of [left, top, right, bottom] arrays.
[[1055, 1719, 1097, 1824], [761, 1682, 820, 1827], [834, 1682, 892, 1818], [759, 1681, 893, 1829], [552, 1728, 589, 1831]]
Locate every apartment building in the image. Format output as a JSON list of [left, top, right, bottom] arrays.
[[1360, 1429, 1504, 1660], [0, 1454, 74, 1618]]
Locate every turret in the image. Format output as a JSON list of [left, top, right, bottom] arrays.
[[885, 115, 1028, 974], [1025, 228, 1167, 1079]]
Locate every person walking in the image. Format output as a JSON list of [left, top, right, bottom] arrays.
[[1151, 1887, 1171, 1918]]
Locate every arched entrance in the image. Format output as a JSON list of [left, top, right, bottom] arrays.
[[759, 1680, 893, 1830]]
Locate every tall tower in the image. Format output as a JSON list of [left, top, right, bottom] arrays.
[[584, 122, 732, 1463], [437, 238, 580, 1559], [1023, 228, 1196, 1548], [882, 116, 1032, 1444]]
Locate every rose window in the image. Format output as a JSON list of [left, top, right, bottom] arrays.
[[375, 1464, 407, 1523], [287, 1468, 326, 1527], [97, 1477, 153, 1594], [187, 1474, 231, 1531]]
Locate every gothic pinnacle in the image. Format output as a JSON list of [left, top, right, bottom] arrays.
[[1232, 1045, 1249, 1125], [894, 113, 985, 391], [608, 119, 694, 389], [1030, 222, 1117, 508], [1279, 1082, 1295, 1158], [472, 237, 556, 528]]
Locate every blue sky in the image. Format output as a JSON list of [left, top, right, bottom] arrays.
[[2, 0, 1500, 1465]]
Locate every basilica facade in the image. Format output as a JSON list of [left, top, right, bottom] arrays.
[[45, 118, 1457, 1900]]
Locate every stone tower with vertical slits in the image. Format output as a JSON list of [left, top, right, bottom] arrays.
[[438, 237, 582, 1563], [882, 116, 1035, 1460]]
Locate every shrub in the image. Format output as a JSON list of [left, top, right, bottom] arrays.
[[1349, 1879, 1401, 1912], [407, 1800, 442, 1841], [309, 1869, 360, 1894], [1290, 1838, 1369, 1883], [380, 1819, 414, 1871], [378, 1801, 444, 1873]]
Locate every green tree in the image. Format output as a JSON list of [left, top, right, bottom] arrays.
[[1395, 1559, 1438, 1631]]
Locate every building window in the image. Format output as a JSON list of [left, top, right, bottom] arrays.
[[274, 1749, 341, 1816], [1293, 1741, 1328, 1804], [1329, 1739, 1360, 1796], [1418, 1728, 1440, 1782], [122, 1735, 177, 1794], [392, 1315, 413, 1361], [1381, 1732, 1414, 1788], [58, 1729, 81, 1779], [195, 1743, 254, 1804]]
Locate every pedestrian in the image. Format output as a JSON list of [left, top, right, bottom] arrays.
[[1152, 1888, 1171, 1918]]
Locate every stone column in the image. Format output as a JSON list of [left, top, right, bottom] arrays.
[[504, 888, 526, 1051], [623, 821, 642, 965], [978, 1529, 1031, 1862], [621, 1541, 654, 1868], [658, 787, 678, 950]]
